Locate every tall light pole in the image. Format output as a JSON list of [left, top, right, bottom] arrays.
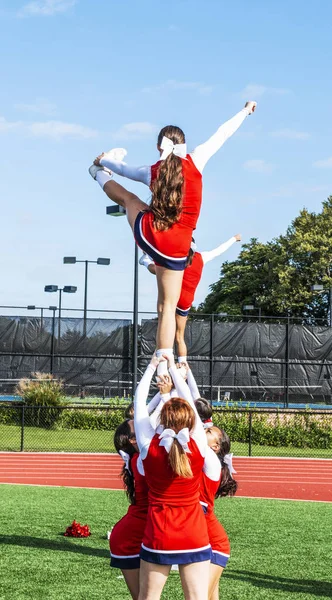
[[63, 257, 110, 337], [44, 285, 77, 339], [311, 284, 332, 327], [107, 204, 139, 396]]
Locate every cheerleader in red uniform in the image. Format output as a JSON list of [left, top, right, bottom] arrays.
[[176, 364, 238, 600], [201, 427, 238, 600], [139, 233, 241, 361], [90, 102, 256, 375], [110, 419, 148, 600], [134, 354, 213, 600]]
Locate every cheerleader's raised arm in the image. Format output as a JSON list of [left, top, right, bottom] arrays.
[[190, 101, 256, 173]]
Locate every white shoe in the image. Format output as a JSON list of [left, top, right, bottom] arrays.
[[88, 164, 112, 180], [245, 101, 257, 115], [139, 253, 154, 268], [103, 147, 127, 162]]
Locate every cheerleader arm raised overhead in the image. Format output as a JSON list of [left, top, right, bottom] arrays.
[[190, 101, 256, 174], [134, 357, 159, 459], [169, 361, 207, 456]]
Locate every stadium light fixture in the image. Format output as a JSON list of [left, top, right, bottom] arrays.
[[44, 285, 77, 338], [63, 257, 110, 336]]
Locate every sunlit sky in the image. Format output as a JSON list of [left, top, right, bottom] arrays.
[[1, 0, 331, 317]]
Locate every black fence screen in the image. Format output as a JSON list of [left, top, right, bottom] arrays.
[[0, 313, 332, 404]]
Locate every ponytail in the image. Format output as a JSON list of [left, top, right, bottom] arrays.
[[160, 397, 195, 479], [151, 125, 185, 231], [168, 440, 193, 478], [215, 428, 238, 498], [114, 420, 137, 504]]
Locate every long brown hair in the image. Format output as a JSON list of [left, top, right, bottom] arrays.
[[114, 420, 137, 504], [150, 125, 185, 231], [160, 397, 195, 478], [209, 426, 238, 498]]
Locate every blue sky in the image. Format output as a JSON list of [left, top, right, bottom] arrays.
[[0, 0, 331, 317]]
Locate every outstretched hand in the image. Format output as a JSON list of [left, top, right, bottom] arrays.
[[235, 233, 241, 242], [157, 374, 173, 395], [244, 101, 257, 114], [94, 153, 105, 166]]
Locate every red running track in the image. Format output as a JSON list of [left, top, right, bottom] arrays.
[[0, 453, 331, 502]]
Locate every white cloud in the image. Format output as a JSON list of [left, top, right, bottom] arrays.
[[240, 83, 291, 99], [0, 115, 98, 140], [243, 159, 275, 174], [270, 128, 310, 140], [142, 79, 213, 96], [18, 0, 76, 17], [272, 183, 329, 198], [15, 97, 57, 116], [28, 120, 98, 139], [112, 121, 158, 141], [313, 157, 332, 169]]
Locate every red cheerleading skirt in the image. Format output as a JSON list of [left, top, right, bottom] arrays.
[[110, 509, 147, 570], [206, 513, 230, 568]]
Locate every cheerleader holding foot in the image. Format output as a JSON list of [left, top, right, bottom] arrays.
[[90, 102, 256, 376], [139, 233, 241, 362], [134, 354, 213, 600]]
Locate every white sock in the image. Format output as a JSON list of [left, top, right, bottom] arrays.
[[96, 169, 113, 190], [156, 348, 173, 377], [178, 356, 187, 363]]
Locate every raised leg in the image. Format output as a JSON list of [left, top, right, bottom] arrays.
[[101, 178, 148, 231]]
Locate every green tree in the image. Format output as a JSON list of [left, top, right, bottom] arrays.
[[199, 196, 332, 322]]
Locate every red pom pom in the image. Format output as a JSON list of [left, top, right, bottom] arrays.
[[64, 520, 91, 537]]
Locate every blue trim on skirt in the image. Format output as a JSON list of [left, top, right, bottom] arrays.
[[110, 555, 140, 570], [140, 546, 211, 565], [134, 212, 187, 271], [176, 306, 190, 317], [211, 551, 229, 568]]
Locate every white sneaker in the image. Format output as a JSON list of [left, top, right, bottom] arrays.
[[245, 101, 257, 115], [139, 253, 154, 268], [103, 147, 127, 162], [88, 164, 113, 180]]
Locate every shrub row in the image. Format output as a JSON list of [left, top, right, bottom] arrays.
[[1, 405, 331, 449]]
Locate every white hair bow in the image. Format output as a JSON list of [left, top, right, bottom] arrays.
[[159, 427, 191, 454], [223, 453, 236, 476], [119, 450, 131, 474], [203, 418, 214, 429], [160, 136, 187, 161]]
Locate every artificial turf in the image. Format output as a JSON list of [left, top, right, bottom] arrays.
[[0, 485, 331, 600], [1, 424, 331, 458]]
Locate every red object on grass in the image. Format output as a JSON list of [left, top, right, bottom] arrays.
[[64, 520, 91, 538]]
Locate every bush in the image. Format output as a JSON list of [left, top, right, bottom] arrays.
[[15, 372, 67, 427], [213, 408, 332, 449], [59, 407, 125, 431]]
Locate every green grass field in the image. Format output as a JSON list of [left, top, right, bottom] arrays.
[[1, 424, 331, 458], [0, 485, 331, 600]]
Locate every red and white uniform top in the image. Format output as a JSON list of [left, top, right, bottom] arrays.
[[100, 108, 251, 262], [134, 362, 211, 556]]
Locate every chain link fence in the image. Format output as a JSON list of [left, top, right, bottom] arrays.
[[1, 404, 331, 458]]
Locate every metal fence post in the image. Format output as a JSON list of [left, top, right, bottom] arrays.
[[50, 309, 56, 374], [248, 411, 252, 457], [20, 405, 25, 452], [210, 314, 214, 403], [285, 317, 290, 408]]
